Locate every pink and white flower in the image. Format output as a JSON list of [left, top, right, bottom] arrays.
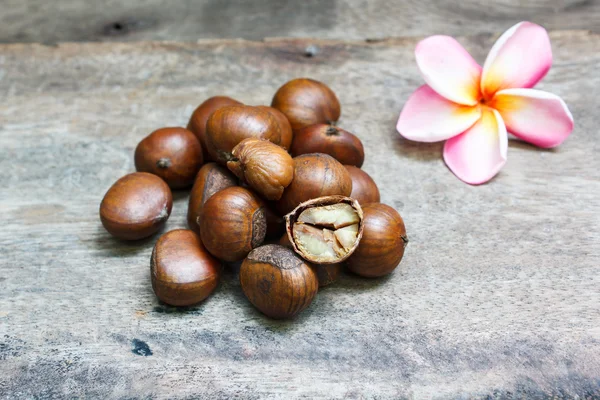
[[397, 22, 574, 185]]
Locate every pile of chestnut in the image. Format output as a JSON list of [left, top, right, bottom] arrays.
[[99, 78, 408, 319]]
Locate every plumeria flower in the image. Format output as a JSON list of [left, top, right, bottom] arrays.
[[397, 22, 574, 185]]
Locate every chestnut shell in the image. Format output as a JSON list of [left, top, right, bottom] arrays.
[[345, 165, 381, 205], [255, 106, 293, 150], [291, 124, 365, 167]]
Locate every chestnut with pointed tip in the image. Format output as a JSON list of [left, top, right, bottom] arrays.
[[345, 165, 381, 205], [187, 163, 237, 232], [187, 96, 243, 161], [291, 124, 364, 167], [151, 229, 221, 306], [346, 203, 408, 278], [205, 105, 284, 164], [271, 78, 341, 131], [276, 153, 352, 215], [134, 127, 203, 189], [240, 244, 318, 319], [199, 186, 267, 262], [100, 172, 172, 240], [227, 138, 294, 201], [255, 106, 293, 150]]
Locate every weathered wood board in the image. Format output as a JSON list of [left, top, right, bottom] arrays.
[[2, 0, 600, 43], [1, 31, 600, 398]]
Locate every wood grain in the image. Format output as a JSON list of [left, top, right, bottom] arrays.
[[0, 31, 599, 398], [1, 0, 600, 43]]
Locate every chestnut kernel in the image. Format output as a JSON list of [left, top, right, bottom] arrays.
[[151, 229, 221, 306], [285, 196, 364, 264], [240, 244, 318, 319], [205, 105, 285, 164], [199, 186, 267, 262], [276, 153, 352, 215], [227, 138, 294, 201], [291, 124, 365, 167], [99, 172, 172, 240], [187, 163, 237, 232], [271, 78, 341, 131], [187, 96, 243, 161], [346, 203, 408, 278], [345, 165, 381, 205], [255, 106, 293, 150], [134, 127, 203, 189]]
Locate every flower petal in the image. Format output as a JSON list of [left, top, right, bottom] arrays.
[[397, 85, 482, 142], [415, 36, 482, 106], [443, 108, 508, 185], [481, 22, 552, 99], [489, 88, 574, 148]]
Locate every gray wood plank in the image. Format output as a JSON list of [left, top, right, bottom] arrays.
[[1, 0, 599, 43], [1, 31, 599, 398]]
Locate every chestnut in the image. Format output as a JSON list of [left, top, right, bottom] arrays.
[[285, 196, 364, 264], [99, 172, 172, 240], [240, 244, 318, 319], [134, 127, 203, 189], [271, 78, 341, 131], [205, 105, 285, 164], [187, 163, 237, 232], [276, 153, 352, 215], [151, 229, 221, 306], [227, 138, 294, 201], [346, 203, 408, 278], [255, 106, 293, 150], [291, 124, 365, 167], [187, 96, 243, 161], [345, 165, 381, 205], [199, 186, 267, 262]]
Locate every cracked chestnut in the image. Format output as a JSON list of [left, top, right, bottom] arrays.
[[291, 124, 364, 167], [271, 78, 341, 131], [99, 172, 172, 240], [346, 203, 408, 278], [199, 186, 267, 262], [151, 229, 221, 306], [345, 165, 381, 205], [240, 244, 318, 319], [134, 127, 203, 189]]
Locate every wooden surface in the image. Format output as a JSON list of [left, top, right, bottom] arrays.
[[2, 0, 600, 43], [1, 31, 600, 399]]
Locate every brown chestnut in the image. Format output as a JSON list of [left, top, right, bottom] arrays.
[[240, 244, 318, 319], [151, 229, 221, 306], [285, 196, 364, 264], [187, 96, 243, 161], [271, 78, 341, 131], [346, 203, 408, 278], [276, 153, 352, 215], [227, 138, 294, 201], [187, 163, 237, 232], [134, 127, 203, 189], [345, 165, 381, 205], [291, 124, 364, 167], [255, 106, 293, 150], [99, 172, 172, 240], [205, 105, 285, 164], [199, 186, 267, 262]]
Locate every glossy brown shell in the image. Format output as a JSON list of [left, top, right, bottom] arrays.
[[240, 244, 318, 319], [99, 172, 172, 240], [187, 163, 238, 232], [151, 229, 221, 306], [199, 186, 267, 262], [187, 96, 243, 161], [271, 78, 341, 131], [134, 127, 203, 189], [285, 195, 364, 264], [255, 106, 293, 150], [346, 203, 408, 278], [345, 165, 381, 205], [275, 153, 352, 215], [205, 105, 284, 164], [291, 124, 365, 167]]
